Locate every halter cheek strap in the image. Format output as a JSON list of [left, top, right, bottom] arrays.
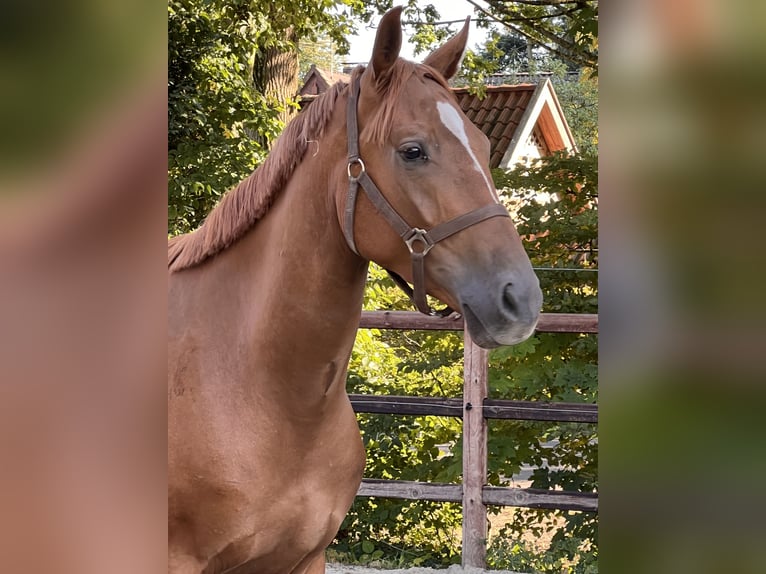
[[343, 73, 510, 316]]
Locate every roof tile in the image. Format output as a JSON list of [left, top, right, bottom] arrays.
[[454, 84, 537, 168]]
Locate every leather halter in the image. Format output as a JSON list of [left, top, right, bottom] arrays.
[[343, 73, 510, 316]]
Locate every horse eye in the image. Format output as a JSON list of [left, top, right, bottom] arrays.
[[399, 144, 427, 162]]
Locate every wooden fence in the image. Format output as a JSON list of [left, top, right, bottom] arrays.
[[350, 310, 599, 569]]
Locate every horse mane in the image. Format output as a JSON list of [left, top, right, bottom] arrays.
[[169, 60, 449, 272]]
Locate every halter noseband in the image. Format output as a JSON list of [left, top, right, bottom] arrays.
[[343, 73, 510, 316]]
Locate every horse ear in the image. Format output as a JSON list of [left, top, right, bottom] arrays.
[[423, 16, 470, 81], [370, 6, 403, 80]]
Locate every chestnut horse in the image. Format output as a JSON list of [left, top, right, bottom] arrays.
[[168, 8, 542, 574]]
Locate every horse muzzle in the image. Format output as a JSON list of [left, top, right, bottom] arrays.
[[458, 271, 543, 349]]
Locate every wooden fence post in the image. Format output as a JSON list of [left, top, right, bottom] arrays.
[[462, 329, 489, 568]]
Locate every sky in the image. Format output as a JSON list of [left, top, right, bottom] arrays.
[[344, 0, 491, 65]]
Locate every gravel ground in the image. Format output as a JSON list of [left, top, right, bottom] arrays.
[[327, 565, 522, 574]]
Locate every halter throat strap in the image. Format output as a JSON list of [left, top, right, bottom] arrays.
[[343, 73, 510, 316]]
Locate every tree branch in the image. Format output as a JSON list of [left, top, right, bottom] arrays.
[[464, 0, 596, 69], [402, 19, 472, 27], [487, 6, 583, 24], [488, 0, 585, 5]]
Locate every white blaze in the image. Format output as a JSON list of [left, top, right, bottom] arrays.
[[436, 100, 499, 202]]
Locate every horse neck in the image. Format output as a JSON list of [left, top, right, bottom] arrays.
[[212, 129, 369, 391]]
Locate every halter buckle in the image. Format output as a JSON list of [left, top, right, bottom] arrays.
[[347, 157, 366, 180], [404, 228, 434, 255]]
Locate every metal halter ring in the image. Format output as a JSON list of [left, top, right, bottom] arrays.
[[404, 228, 434, 255], [347, 157, 366, 179]]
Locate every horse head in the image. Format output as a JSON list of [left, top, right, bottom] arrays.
[[336, 7, 542, 348]]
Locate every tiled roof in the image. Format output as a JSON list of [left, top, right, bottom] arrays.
[[452, 84, 537, 169]]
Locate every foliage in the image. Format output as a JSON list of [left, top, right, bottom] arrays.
[[168, 0, 368, 234], [469, 0, 598, 72], [354, 0, 598, 88], [489, 150, 598, 572], [358, 0, 597, 73], [477, 31, 554, 75], [550, 68, 598, 156], [493, 150, 598, 273], [489, 518, 598, 574], [169, 0, 269, 233], [298, 34, 339, 78]]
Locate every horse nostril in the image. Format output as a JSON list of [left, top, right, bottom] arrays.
[[502, 283, 518, 316]]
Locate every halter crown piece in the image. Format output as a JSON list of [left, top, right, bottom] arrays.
[[342, 72, 511, 316]]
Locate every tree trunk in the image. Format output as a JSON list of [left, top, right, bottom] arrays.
[[253, 27, 299, 143]]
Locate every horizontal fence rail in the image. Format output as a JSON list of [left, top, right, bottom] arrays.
[[359, 310, 598, 333], [350, 394, 597, 423], [352, 310, 598, 568], [358, 479, 598, 512]]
